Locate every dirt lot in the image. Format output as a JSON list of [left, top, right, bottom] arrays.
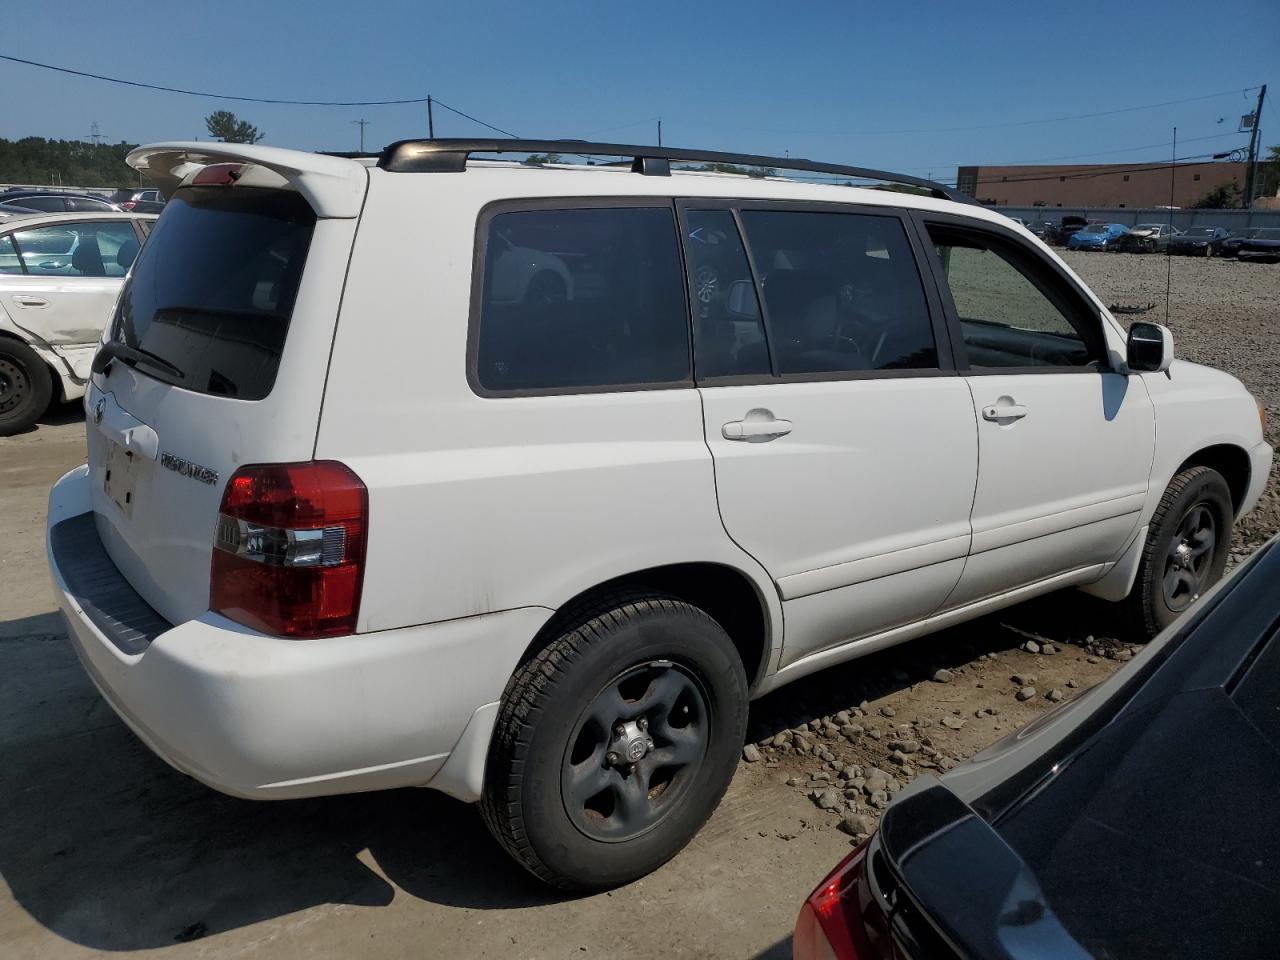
[[0, 251, 1275, 959]]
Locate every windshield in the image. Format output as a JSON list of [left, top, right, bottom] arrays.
[[1248, 228, 1280, 239], [1082, 225, 1107, 234], [1133, 224, 1162, 231], [1182, 227, 1214, 237], [112, 187, 315, 400]]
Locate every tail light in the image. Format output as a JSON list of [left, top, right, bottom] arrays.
[[122, 200, 136, 211], [210, 461, 367, 638], [794, 840, 883, 960]]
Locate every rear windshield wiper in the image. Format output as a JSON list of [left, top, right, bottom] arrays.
[[91, 340, 185, 380]]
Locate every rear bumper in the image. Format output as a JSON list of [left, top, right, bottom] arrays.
[[47, 465, 550, 800]]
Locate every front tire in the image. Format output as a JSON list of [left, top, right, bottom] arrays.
[[1123, 466, 1233, 637], [0, 338, 53, 437], [480, 593, 748, 890]]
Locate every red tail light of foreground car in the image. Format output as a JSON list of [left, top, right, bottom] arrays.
[[793, 839, 890, 960]]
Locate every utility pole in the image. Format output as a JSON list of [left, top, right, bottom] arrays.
[[428, 95, 435, 138], [1243, 84, 1267, 207], [352, 118, 369, 152], [657, 118, 662, 146]]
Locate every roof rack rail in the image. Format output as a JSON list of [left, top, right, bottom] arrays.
[[376, 138, 972, 204]]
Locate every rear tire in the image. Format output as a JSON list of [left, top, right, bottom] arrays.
[[0, 338, 53, 437], [480, 593, 748, 890], [1122, 466, 1233, 638]]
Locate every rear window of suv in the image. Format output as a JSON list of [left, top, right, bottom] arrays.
[[111, 187, 315, 400]]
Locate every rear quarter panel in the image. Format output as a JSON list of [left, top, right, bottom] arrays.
[[315, 170, 781, 646]]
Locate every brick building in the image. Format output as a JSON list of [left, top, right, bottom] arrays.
[[955, 161, 1247, 208]]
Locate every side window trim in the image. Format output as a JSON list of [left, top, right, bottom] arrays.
[[910, 210, 1112, 375], [675, 197, 957, 386], [466, 196, 696, 399]]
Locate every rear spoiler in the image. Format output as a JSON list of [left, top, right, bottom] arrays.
[[126, 142, 367, 218], [878, 784, 1090, 960]]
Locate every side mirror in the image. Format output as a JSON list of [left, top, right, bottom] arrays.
[[1127, 321, 1174, 373]]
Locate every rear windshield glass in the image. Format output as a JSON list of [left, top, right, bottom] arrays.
[[112, 187, 315, 400]]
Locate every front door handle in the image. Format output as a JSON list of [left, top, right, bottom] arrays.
[[13, 295, 48, 307], [723, 413, 793, 441], [982, 398, 1029, 422]]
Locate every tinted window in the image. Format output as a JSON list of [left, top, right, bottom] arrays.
[[13, 221, 139, 277], [0, 234, 20, 274], [929, 226, 1101, 369], [66, 197, 113, 212], [4, 196, 65, 212], [112, 187, 315, 400], [683, 209, 769, 379], [739, 210, 937, 375], [475, 206, 689, 392]]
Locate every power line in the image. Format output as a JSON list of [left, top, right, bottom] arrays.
[[429, 98, 518, 138], [0, 52, 430, 105]]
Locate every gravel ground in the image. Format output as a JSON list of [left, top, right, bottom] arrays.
[[746, 249, 1280, 843]]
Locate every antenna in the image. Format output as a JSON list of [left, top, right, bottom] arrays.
[[1165, 127, 1175, 326], [351, 118, 370, 152]]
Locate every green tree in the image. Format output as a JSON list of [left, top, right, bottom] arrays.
[[0, 137, 140, 187], [1190, 181, 1243, 209], [522, 153, 562, 166], [204, 111, 265, 144]]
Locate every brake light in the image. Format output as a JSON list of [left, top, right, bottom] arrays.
[[122, 200, 137, 211], [210, 461, 367, 638], [794, 840, 881, 960], [193, 163, 245, 185]]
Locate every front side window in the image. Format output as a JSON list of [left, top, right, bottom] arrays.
[[739, 210, 938, 375], [683, 209, 769, 379], [13, 221, 140, 277], [475, 206, 689, 392], [928, 226, 1103, 369]]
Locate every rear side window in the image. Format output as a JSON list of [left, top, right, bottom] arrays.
[[13, 221, 139, 277], [474, 206, 690, 393], [113, 187, 316, 400], [738, 210, 938, 375]]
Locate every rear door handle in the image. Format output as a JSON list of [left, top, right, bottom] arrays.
[[982, 401, 1029, 422], [723, 417, 792, 441], [13, 295, 48, 307]]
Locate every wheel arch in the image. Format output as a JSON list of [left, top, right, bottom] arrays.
[[1175, 443, 1252, 518], [517, 561, 779, 692]]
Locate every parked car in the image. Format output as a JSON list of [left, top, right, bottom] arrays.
[[793, 532, 1280, 960], [1167, 225, 1231, 256], [0, 212, 155, 434], [1055, 214, 1089, 245], [1066, 222, 1127, 251], [0, 204, 42, 222], [107, 187, 166, 214], [1027, 220, 1059, 243], [1113, 222, 1179, 253], [0, 191, 121, 214], [47, 139, 1271, 891], [1235, 227, 1280, 262]]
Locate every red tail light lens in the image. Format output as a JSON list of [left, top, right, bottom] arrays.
[[122, 200, 137, 211], [794, 840, 881, 960], [210, 461, 367, 638]]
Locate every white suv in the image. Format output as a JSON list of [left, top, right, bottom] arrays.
[[47, 139, 1271, 890]]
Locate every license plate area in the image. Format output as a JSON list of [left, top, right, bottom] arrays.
[[103, 439, 137, 517]]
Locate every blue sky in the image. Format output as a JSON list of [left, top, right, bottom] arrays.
[[3, 0, 1277, 184]]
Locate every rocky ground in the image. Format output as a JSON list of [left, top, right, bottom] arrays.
[[738, 249, 1280, 846]]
